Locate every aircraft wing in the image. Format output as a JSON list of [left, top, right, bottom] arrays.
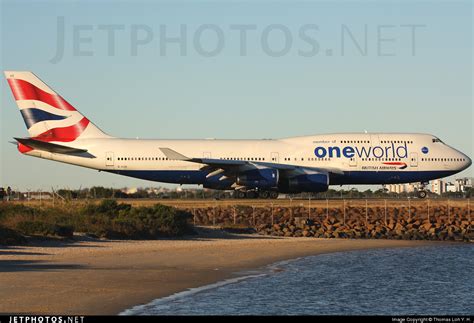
[[159, 147, 344, 175]]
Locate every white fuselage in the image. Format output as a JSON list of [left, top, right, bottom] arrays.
[[23, 133, 471, 189]]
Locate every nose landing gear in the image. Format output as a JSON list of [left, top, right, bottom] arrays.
[[417, 182, 429, 199], [417, 190, 427, 199]]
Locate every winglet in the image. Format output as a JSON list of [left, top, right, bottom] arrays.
[[159, 148, 190, 161]]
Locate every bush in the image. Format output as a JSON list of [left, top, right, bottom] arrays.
[[0, 201, 193, 242], [0, 225, 27, 245], [82, 199, 132, 217], [81, 201, 194, 238], [105, 204, 193, 239], [15, 221, 73, 238], [0, 204, 39, 220]]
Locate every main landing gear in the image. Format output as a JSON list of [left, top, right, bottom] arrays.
[[235, 190, 279, 199]]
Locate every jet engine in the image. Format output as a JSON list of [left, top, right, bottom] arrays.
[[203, 174, 235, 190], [236, 168, 279, 189], [279, 171, 329, 193]]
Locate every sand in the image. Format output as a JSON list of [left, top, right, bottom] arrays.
[[0, 228, 441, 315]]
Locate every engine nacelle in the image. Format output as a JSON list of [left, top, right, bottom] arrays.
[[203, 175, 235, 190], [279, 172, 329, 193], [237, 168, 279, 189]]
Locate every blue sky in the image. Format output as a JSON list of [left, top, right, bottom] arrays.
[[1, 0, 472, 191]]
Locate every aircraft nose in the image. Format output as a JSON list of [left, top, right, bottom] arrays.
[[460, 153, 472, 171], [466, 155, 472, 168]]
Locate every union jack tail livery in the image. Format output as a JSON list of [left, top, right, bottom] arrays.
[[4, 71, 110, 142]]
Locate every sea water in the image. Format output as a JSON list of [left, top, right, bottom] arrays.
[[123, 245, 474, 315]]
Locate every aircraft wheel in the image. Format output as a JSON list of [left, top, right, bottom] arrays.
[[236, 191, 246, 199], [418, 190, 427, 199], [246, 191, 257, 199], [259, 191, 270, 199], [270, 191, 279, 199]]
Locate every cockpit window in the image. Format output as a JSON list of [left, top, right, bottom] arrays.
[[432, 138, 444, 143]]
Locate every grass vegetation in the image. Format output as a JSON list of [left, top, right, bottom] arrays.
[[0, 200, 194, 244]]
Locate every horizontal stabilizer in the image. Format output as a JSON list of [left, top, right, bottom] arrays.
[[14, 137, 89, 155]]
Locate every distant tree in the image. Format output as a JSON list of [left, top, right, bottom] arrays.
[[441, 191, 465, 199], [463, 187, 474, 198], [57, 189, 77, 200]]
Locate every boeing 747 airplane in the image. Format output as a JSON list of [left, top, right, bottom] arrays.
[[4, 71, 472, 198]]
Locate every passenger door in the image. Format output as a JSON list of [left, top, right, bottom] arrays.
[[271, 152, 279, 163], [105, 152, 114, 167], [349, 156, 357, 167], [370, 134, 380, 146]]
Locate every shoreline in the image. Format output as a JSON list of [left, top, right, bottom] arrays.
[[0, 229, 451, 315]]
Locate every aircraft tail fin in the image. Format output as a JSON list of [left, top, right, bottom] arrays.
[[4, 71, 111, 142]]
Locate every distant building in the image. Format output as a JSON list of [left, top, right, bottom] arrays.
[[121, 187, 138, 194], [431, 180, 446, 195], [27, 192, 53, 200], [454, 177, 473, 192], [387, 184, 403, 194], [386, 183, 419, 194], [446, 182, 457, 193], [146, 188, 160, 195], [405, 183, 420, 193]]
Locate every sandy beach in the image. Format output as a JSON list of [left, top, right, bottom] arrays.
[[0, 229, 442, 315]]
